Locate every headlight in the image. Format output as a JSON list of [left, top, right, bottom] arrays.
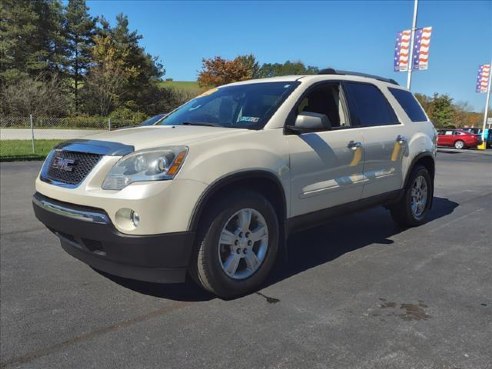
[[102, 146, 188, 190]]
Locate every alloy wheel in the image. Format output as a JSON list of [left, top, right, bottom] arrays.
[[410, 175, 428, 219], [217, 208, 269, 280]]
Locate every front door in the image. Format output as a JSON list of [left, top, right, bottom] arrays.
[[287, 82, 365, 217]]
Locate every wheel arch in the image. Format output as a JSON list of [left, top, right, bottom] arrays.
[[188, 171, 287, 235], [404, 152, 435, 207]]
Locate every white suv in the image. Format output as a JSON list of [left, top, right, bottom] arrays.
[[33, 70, 437, 298]]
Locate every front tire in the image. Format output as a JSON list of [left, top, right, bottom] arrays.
[[190, 191, 279, 298], [454, 140, 465, 149], [390, 165, 432, 227]]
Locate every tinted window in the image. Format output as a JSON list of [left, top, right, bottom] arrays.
[[389, 88, 428, 122], [344, 82, 398, 126]]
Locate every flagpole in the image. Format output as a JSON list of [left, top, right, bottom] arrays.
[[479, 60, 492, 148], [407, 0, 419, 89]]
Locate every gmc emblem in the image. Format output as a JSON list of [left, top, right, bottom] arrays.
[[52, 157, 77, 172]]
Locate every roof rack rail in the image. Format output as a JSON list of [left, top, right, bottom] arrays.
[[318, 68, 399, 86]]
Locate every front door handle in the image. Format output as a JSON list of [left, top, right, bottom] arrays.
[[347, 141, 362, 150], [396, 135, 407, 144]]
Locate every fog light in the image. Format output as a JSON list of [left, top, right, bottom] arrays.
[[115, 208, 140, 231], [131, 210, 140, 227]]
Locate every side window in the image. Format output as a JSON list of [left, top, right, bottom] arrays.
[[295, 83, 350, 129], [388, 88, 428, 122], [444, 131, 453, 135], [344, 82, 399, 126]]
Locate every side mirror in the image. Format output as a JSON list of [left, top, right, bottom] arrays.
[[287, 112, 331, 134]]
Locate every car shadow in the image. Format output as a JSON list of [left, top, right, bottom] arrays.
[[437, 148, 462, 154], [95, 270, 216, 302], [266, 196, 458, 288], [97, 196, 458, 302]]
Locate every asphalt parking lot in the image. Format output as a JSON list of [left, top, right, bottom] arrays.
[[1, 149, 491, 369]]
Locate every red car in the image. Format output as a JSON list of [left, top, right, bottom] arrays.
[[437, 129, 481, 149]]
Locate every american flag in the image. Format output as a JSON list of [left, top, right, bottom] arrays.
[[394, 30, 411, 71], [413, 27, 432, 70], [394, 27, 432, 72], [476, 64, 491, 93]]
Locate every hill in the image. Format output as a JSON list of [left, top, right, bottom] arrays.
[[159, 80, 203, 93]]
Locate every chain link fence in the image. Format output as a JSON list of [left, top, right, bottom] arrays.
[[0, 116, 136, 130], [1, 116, 144, 158]]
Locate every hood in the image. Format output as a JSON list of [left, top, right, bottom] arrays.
[[84, 125, 251, 151]]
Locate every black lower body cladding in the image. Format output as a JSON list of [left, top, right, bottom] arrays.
[[32, 192, 194, 283]]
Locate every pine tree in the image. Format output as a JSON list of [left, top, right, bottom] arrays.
[[0, 0, 67, 84], [111, 13, 164, 105], [1, 0, 41, 83], [81, 14, 165, 116], [64, 0, 95, 112]]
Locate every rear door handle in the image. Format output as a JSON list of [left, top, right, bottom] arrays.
[[396, 135, 407, 144], [348, 141, 362, 150]]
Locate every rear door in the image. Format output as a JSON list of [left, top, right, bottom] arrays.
[[343, 82, 406, 198]]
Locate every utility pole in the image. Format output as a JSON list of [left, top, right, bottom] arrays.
[[479, 60, 492, 149], [407, 0, 419, 90]]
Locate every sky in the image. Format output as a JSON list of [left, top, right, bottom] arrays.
[[86, 0, 492, 111]]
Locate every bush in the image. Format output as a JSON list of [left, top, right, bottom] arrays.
[[0, 74, 71, 117], [110, 107, 147, 123], [160, 87, 198, 111], [57, 116, 109, 129]]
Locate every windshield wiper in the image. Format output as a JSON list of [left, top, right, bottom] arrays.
[[181, 122, 221, 127]]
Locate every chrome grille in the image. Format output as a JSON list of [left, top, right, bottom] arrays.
[[45, 151, 102, 185]]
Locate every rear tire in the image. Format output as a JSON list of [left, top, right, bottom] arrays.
[[390, 165, 432, 227], [189, 191, 279, 299]]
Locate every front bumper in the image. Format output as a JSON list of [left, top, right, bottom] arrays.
[[33, 192, 194, 283]]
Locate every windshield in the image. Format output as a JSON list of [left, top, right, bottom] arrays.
[[140, 114, 166, 126], [158, 81, 300, 129]]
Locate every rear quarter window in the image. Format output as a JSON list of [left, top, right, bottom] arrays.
[[388, 88, 428, 122]]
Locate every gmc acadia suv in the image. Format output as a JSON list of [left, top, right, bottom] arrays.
[[33, 70, 437, 298]]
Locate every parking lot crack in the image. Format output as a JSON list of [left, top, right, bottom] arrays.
[[0, 302, 190, 368]]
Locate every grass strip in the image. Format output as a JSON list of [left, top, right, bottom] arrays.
[[0, 140, 62, 162]]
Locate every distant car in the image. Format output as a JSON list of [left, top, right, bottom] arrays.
[[140, 113, 166, 126], [437, 129, 480, 149], [461, 127, 492, 148]]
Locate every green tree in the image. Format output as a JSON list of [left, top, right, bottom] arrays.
[[257, 60, 319, 78], [64, 0, 96, 112], [415, 93, 429, 109], [428, 93, 455, 128], [111, 14, 164, 111], [81, 14, 165, 116], [81, 33, 126, 115], [0, 0, 66, 84], [236, 54, 260, 79]]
